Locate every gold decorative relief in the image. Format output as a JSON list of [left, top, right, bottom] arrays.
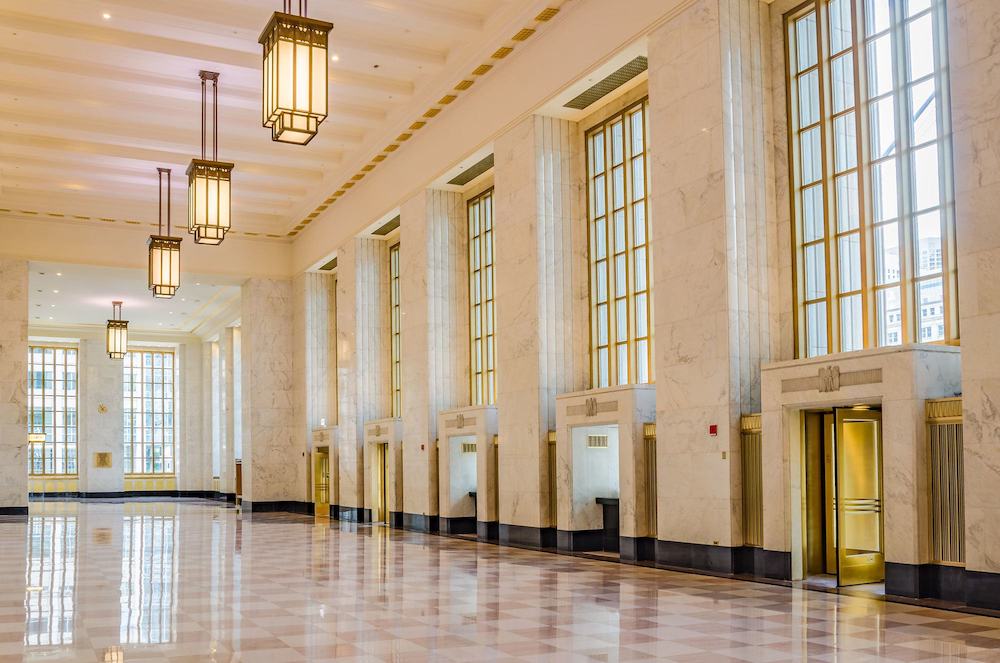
[[94, 452, 113, 468]]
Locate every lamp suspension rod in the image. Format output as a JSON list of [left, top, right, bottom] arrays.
[[213, 75, 218, 161], [157, 168, 164, 235], [112, 301, 122, 319], [201, 74, 207, 160]]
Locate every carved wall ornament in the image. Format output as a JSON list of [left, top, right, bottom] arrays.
[[781, 366, 883, 393], [819, 366, 841, 393]]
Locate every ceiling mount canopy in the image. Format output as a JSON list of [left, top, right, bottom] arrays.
[[148, 167, 182, 299], [259, 0, 334, 145], [187, 70, 235, 246], [106, 301, 128, 360]]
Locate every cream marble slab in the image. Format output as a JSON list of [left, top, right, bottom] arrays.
[[0, 259, 28, 509]]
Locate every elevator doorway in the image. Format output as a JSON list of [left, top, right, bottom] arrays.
[[375, 442, 389, 524], [803, 407, 884, 587], [312, 447, 330, 519]]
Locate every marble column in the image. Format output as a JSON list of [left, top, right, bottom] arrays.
[[949, 0, 1000, 593], [493, 114, 589, 546], [0, 259, 28, 514], [79, 334, 124, 494], [219, 330, 235, 494], [336, 238, 389, 520], [399, 189, 468, 529], [240, 277, 304, 507], [648, 0, 775, 568]]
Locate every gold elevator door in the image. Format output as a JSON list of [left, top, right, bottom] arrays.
[[376, 443, 389, 524], [834, 408, 884, 586], [313, 448, 330, 519]]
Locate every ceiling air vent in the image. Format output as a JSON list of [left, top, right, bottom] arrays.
[[586, 434, 609, 449], [448, 153, 494, 186], [318, 256, 338, 271], [564, 56, 648, 111], [372, 215, 400, 236]]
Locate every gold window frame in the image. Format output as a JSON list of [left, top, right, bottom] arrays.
[[784, 0, 958, 358], [389, 242, 402, 417], [585, 98, 653, 388], [467, 188, 496, 405]]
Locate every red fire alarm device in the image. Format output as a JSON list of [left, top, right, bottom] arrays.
[[709, 424, 718, 437]]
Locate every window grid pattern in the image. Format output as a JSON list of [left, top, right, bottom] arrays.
[[25, 515, 77, 646], [389, 243, 402, 417], [120, 515, 176, 644], [586, 100, 653, 388], [123, 351, 176, 475], [468, 189, 496, 405], [787, 0, 956, 357], [27, 346, 78, 476]]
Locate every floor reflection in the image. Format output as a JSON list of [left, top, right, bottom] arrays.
[[25, 514, 77, 646], [119, 507, 177, 645], [3, 500, 1000, 661]]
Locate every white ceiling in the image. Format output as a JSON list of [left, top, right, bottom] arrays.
[[0, 0, 544, 240], [28, 261, 241, 334]]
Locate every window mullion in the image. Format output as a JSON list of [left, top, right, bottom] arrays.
[[889, 0, 915, 344], [816, 3, 839, 353]]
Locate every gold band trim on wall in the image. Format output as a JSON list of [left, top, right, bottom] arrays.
[[927, 397, 964, 565], [740, 413, 763, 548]]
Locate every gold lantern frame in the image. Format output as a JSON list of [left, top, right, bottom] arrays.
[[149, 167, 182, 298], [188, 71, 235, 245], [106, 301, 128, 360], [259, 2, 333, 145]]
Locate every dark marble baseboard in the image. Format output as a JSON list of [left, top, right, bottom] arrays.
[[477, 520, 499, 542], [0, 506, 28, 521], [336, 507, 372, 523], [620, 536, 656, 561], [557, 529, 604, 552], [388, 511, 404, 528], [886, 562, 993, 607], [498, 524, 556, 549], [242, 500, 314, 515], [402, 513, 440, 533], [440, 516, 476, 535], [656, 540, 739, 574]]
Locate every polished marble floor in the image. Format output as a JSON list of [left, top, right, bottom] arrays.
[[1, 501, 999, 662]]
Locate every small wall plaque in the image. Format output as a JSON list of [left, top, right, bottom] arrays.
[[94, 452, 112, 468]]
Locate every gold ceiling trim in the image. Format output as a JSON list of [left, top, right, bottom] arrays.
[[0, 207, 288, 241], [286, 3, 564, 237]]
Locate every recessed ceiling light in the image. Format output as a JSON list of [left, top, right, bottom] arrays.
[[52, 290, 59, 294], [195, 282, 201, 286], [331, 53, 339, 62], [48, 316, 53, 320], [56, 272, 62, 276], [102, 12, 111, 20], [50, 304, 55, 308]]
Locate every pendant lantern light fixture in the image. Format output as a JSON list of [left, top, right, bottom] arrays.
[[106, 301, 128, 360], [187, 70, 235, 245], [148, 167, 182, 298], [259, 0, 333, 145]]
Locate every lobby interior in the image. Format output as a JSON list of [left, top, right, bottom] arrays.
[[2, 0, 1000, 660]]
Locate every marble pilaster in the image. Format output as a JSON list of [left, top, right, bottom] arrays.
[[399, 189, 468, 522], [0, 259, 28, 511], [240, 277, 303, 506], [336, 238, 390, 514], [78, 334, 123, 494], [948, 0, 1000, 576], [493, 115, 589, 537], [648, 0, 775, 550]]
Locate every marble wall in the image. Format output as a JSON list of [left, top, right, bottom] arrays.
[[0, 259, 28, 511], [240, 277, 303, 505], [399, 189, 468, 520], [336, 238, 390, 512], [79, 334, 123, 494], [493, 115, 588, 533], [648, 0, 775, 549], [948, 0, 1000, 576]]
